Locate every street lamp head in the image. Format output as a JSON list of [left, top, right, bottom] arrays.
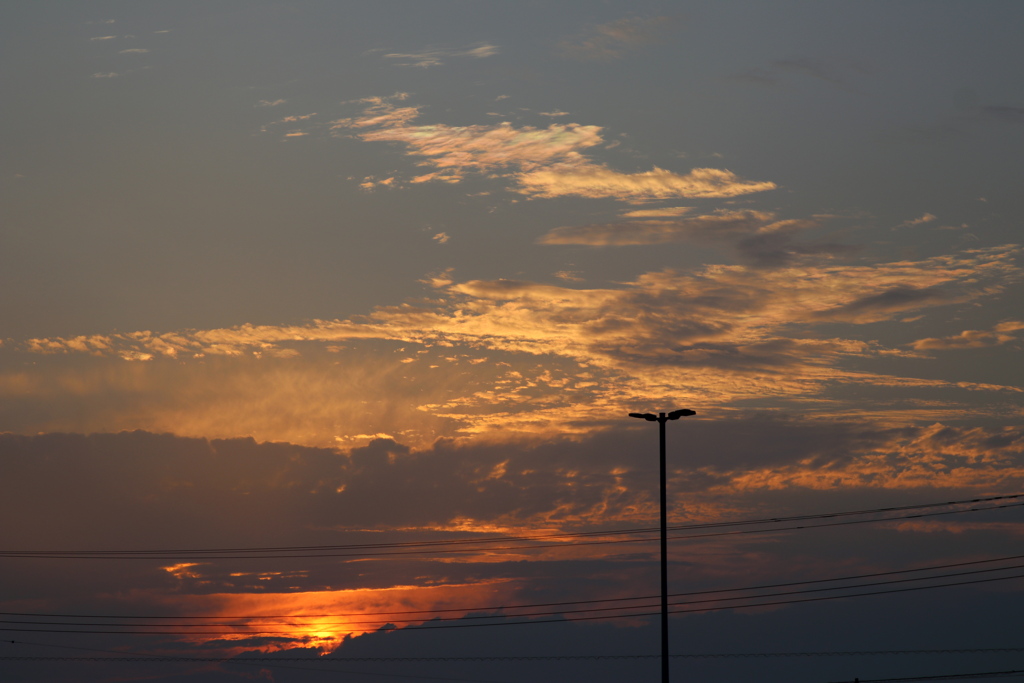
[[666, 409, 697, 420], [629, 412, 659, 421]]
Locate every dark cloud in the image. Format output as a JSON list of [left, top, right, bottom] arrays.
[[734, 233, 858, 269], [813, 285, 946, 322], [539, 211, 783, 246], [602, 338, 848, 373], [732, 57, 864, 88], [539, 211, 855, 268], [6, 590, 1024, 683], [558, 16, 677, 61], [2, 422, 1020, 551], [1, 426, 1021, 681]]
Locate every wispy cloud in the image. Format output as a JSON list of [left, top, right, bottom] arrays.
[[336, 106, 602, 175], [897, 213, 937, 228], [259, 112, 322, 139], [541, 210, 785, 245], [330, 93, 418, 130], [812, 284, 948, 323], [358, 175, 396, 191], [382, 43, 498, 68], [517, 165, 776, 201], [12, 247, 1019, 444], [733, 57, 863, 88], [621, 207, 693, 218], [538, 210, 851, 267], [911, 320, 1024, 350], [329, 96, 774, 201], [24, 247, 1019, 366], [559, 16, 676, 61]]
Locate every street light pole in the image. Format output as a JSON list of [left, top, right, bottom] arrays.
[[629, 408, 696, 683]]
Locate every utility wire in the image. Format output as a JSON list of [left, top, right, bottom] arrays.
[[4, 497, 1019, 561], [7, 638, 1024, 662], [828, 670, 1024, 682], [1, 498, 1019, 561], [5, 649, 1024, 663], [5, 562, 1024, 630], [4, 553, 1021, 623], [2, 566, 1020, 635], [0, 639, 509, 683]]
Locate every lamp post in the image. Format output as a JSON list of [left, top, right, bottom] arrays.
[[629, 408, 696, 683]]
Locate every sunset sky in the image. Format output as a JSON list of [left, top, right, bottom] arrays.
[[2, 2, 1023, 682]]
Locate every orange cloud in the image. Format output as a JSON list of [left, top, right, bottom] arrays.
[[723, 423, 1024, 492], [7, 246, 1020, 445], [620, 207, 693, 218], [911, 320, 1024, 350], [328, 97, 774, 201], [897, 212, 938, 228], [517, 165, 777, 201], [352, 120, 603, 178], [105, 580, 518, 653]]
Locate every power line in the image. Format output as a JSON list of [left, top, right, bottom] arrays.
[[2, 564, 1020, 635], [6, 560, 1024, 629], [7, 638, 1024, 662], [0, 651, 512, 683], [4, 552, 1021, 623], [4, 650, 1024, 663], [828, 670, 1024, 682], [1, 638, 515, 683], [5, 494, 1018, 556], [1, 496, 1019, 561]]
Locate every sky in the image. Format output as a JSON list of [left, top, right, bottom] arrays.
[[1, 1, 1023, 682]]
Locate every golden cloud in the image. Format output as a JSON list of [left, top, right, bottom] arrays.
[[328, 97, 774, 201], [621, 207, 694, 218], [723, 423, 1024, 492], [539, 210, 791, 245], [7, 246, 1020, 445], [911, 320, 1024, 350], [517, 165, 777, 201], [353, 120, 603, 177]]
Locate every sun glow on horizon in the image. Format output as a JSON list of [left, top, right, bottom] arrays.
[[163, 580, 519, 653]]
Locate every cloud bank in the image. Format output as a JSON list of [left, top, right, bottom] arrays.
[[6, 246, 1020, 446]]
